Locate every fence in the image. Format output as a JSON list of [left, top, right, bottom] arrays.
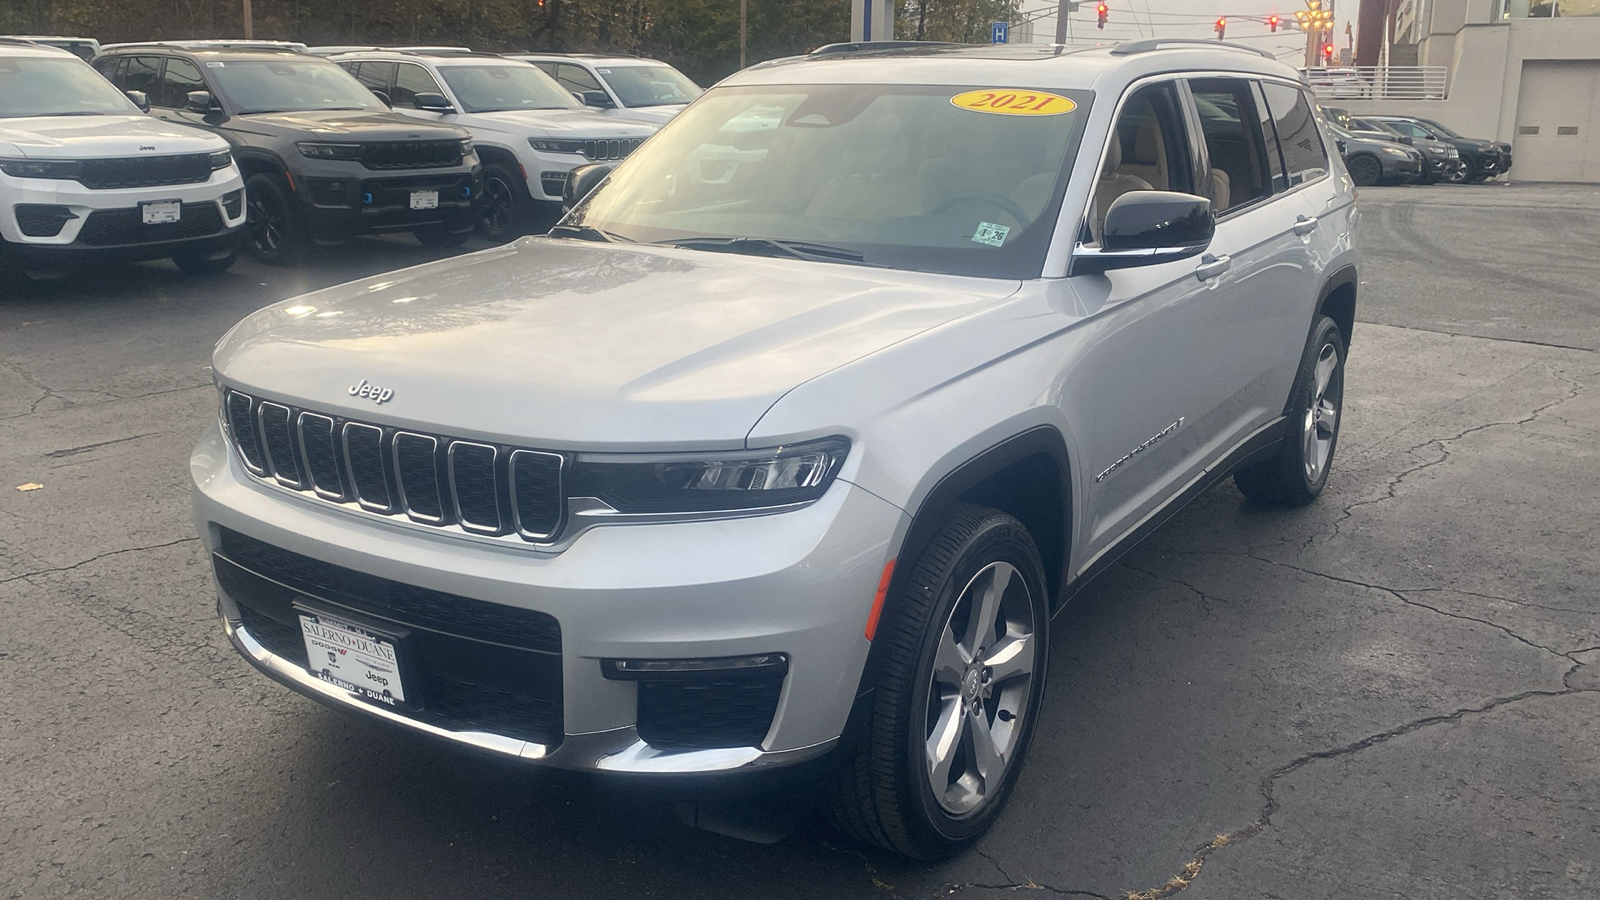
[[1299, 66, 1449, 101]]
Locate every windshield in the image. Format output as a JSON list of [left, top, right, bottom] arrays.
[[1355, 118, 1403, 137], [208, 58, 386, 114], [0, 55, 141, 118], [438, 64, 579, 112], [598, 64, 702, 108], [565, 83, 1091, 279]]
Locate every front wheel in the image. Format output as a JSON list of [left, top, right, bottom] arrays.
[[244, 173, 304, 265], [825, 503, 1049, 859], [1442, 160, 1470, 184], [1235, 315, 1346, 506], [1345, 154, 1382, 187], [475, 162, 527, 242]]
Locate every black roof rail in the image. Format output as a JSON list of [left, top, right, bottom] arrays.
[[1110, 38, 1276, 60], [809, 40, 966, 57]]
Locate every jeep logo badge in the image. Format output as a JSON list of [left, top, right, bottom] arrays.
[[348, 379, 393, 404]]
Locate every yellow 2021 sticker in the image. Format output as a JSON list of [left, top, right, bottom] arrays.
[[950, 89, 1077, 116]]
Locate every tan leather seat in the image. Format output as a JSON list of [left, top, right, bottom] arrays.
[[1118, 117, 1168, 190], [805, 121, 938, 220], [1093, 136, 1152, 240]]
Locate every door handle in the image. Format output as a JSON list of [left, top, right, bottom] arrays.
[[1195, 254, 1232, 282], [1293, 215, 1319, 236]]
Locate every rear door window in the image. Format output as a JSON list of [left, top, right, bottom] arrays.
[[1187, 77, 1275, 215], [1260, 82, 1330, 187], [156, 57, 206, 109]]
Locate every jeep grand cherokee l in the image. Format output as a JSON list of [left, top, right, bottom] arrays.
[[94, 46, 480, 263], [194, 39, 1359, 858], [1, 41, 244, 276]]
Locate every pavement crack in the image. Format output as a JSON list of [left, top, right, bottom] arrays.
[[44, 432, 165, 459], [0, 537, 199, 586], [1360, 322, 1595, 353]]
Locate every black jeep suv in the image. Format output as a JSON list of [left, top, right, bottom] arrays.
[[94, 47, 481, 262]]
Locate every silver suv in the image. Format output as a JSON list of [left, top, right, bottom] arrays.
[[194, 40, 1358, 859]]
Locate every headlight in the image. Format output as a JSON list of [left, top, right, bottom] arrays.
[[1382, 146, 1409, 157], [459, 137, 475, 156], [569, 437, 850, 513], [0, 157, 80, 179], [208, 148, 233, 170], [529, 138, 585, 154], [296, 142, 362, 160]]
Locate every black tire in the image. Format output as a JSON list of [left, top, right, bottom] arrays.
[[1442, 159, 1470, 184], [413, 224, 472, 248], [172, 244, 239, 275], [244, 173, 304, 265], [1346, 154, 1383, 187], [475, 162, 528, 242], [1235, 316, 1346, 507], [824, 503, 1049, 859]]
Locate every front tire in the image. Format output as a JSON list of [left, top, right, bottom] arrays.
[[1346, 154, 1382, 187], [1442, 159, 1470, 184], [475, 162, 528, 242], [243, 173, 304, 265], [1235, 315, 1346, 506], [825, 503, 1049, 859]]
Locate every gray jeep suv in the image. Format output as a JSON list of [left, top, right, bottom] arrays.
[[193, 39, 1359, 858], [94, 46, 481, 262]]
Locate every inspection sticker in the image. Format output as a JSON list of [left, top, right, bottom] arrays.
[[950, 89, 1076, 116], [972, 221, 1011, 247]]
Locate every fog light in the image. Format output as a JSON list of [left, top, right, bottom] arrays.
[[602, 653, 788, 680]]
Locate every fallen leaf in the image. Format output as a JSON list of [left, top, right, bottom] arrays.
[[16, 482, 43, 492]]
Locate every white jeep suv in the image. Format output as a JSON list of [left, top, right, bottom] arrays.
[[331, 50, 658, 240], [510, 53, 703, 125], [194, 40, 1358, 858], [0, 41, 245, 276]]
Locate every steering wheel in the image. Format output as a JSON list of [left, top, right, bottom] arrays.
[[930, 190, 1031, 224]]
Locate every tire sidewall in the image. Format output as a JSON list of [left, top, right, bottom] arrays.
[[1347, 154, 1381, 186], [244, 173, 294, 264], [1289, 318, 1346, 496], [476, 163, 524, 242], [898, 518, 1050, 847]]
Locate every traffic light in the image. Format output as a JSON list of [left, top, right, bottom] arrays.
[[1323, 43, 1335, 61], [1268, 15, 1279, 32], [1097, 3, 1108, 29], [1215, 17, 1226, 39]]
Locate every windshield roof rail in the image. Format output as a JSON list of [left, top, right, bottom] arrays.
[[1110, 38, 1276, 60], [809, 40, 966, 57]]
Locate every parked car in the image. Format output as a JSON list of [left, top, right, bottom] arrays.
[[1342, 115, 1462, 183], [0, 34, 100, 60], [93, 46, 480, 263], [1368, 115, 1511, 183], [1329, 120, 1423, 185], [309, 45, 471, 57], [0, 41, 244, 277], [509, 53, 701, 124], [331, 49, 657, 240], [194, 38, 1358, 859]]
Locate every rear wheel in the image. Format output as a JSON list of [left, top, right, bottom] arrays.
[[825, 503, 1049, 859], [1235, 316, 1346, 507], [1346, 154, 1382, 187], [475, 162, 527, 242], [244, 173, 304, 265]]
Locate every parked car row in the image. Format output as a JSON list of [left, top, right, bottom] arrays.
[[0, 36, 700, 279], [1323, 106, 1512, 186]]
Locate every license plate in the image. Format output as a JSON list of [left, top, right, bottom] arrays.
[[299, 612, 406, 705], [409, 190, 439, 210], [141, 199, 181, 224]]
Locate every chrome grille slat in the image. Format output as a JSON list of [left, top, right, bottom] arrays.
[[342, 422, 392, 512], [296, 412, 345, 500], [580, 138, 644, 161], [256, 402, 303, 488], [510, 450, 564, 541], [393, 432, 446, 524], [224, 390, 266, 475], [448, 441, 502, 533]]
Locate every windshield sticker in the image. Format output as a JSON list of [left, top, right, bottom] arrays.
[[972, 222, 1010, 247], [951, 90, 1076, 116]]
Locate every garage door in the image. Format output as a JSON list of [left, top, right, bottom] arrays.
[[1513, 60, 1600, 183]]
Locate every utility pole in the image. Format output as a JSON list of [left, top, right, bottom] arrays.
[[1054, 0, 1080, 45], [243, 0, 253, 38], [740, 0, 746, 69]]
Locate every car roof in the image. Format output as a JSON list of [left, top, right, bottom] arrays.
[[97, 45, 315, 61], [0, 39, 81, 58], [726, 40, 1302, 90], [510, 53, 663, 66], [329, 49, 517, 64]]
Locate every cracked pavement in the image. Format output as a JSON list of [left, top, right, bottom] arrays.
[[2, 186, 1598, 899]]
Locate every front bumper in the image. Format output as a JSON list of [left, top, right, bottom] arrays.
[[191, 423, 905, 773], [296, 164, 482, 239], [0, 167, 246, 259], [1380, 154, 1422, 182]]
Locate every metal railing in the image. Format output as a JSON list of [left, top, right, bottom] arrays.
[[1299, 66, 1449, 101]]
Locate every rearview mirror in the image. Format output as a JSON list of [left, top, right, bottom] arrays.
[[562, 163, 613, 210], [1071, 191, 1214, 276], [413, 92, 455, 113], [125, 89, 150, 112], [185, 90, 219, 113], [578, 90, 615, 109]]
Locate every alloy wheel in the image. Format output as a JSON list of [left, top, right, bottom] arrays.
[[1347, 155, 1382, 187], [480, 174, 517, 237], [1302, 341, 1342, 483], [924, 560, 1037, 816], [248, 194, 282, 257]]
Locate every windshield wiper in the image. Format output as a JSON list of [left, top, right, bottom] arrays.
[[660, 237, 870, 264], [547, 224, 634, 243]]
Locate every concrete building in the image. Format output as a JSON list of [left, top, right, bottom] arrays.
[[1347, 0, 1600, 181]]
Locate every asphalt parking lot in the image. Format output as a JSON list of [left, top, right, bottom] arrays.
[[3, 181, 1597, 900]]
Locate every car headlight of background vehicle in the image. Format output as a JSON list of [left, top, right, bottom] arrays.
[[529, 138, 585, 154], [1382, 146, 1410, 157], [296, 142, 362, 160], [208, 149, 233, 170], [568, 437, 850, 513], [0, 157, 81, 179], [459, 137, 475, 156]]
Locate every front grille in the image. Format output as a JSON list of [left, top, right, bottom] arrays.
[[78, 153, 212, 189], [15, 204, 75, 237], [635, 674, 786, 750], [360, 140, 463, 170], [222, 389, 565, 543], [581, 138, 644, 161], [216, 535, 563, 746], [77, 202, 226, 246]]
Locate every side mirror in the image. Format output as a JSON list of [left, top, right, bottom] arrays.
[[579, 89, 615, 109], [413, 92, 455, 113], [186, 90, 218, 113], [1397, 135, 1414, 145], [125, 89, 150, 112], [1336, 138, 1347, 154], [1071, 191, 1214, 276], [371, 89, 392, 107], [562, 163, 613, 210]]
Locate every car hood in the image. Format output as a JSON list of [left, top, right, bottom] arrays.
[[0, 114, 227, 156], [473, 108, 656, 138], [231, 109, 469, 140], [214, 239, 1020, 449]]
